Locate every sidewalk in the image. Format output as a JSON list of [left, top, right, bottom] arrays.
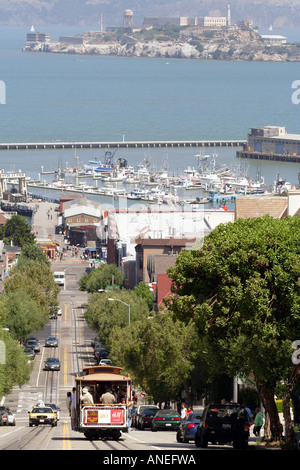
[[29, 200, 59, 240]]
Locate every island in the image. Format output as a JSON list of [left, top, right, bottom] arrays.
[[23, 22, 300, 62]]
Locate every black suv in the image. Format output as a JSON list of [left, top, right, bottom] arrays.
[[195, 403, 249, 449]]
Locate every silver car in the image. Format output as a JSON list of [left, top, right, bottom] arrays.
[[45, 336, 58, 347]]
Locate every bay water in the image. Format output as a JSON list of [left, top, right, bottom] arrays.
[[1, 25, 300, 192]]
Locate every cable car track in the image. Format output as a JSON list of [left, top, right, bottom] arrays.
[[2, 423, 55, 451], [88, 434, 133, 451]]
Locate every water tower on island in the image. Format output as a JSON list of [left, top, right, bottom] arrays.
[[123, 9, 134, 27]]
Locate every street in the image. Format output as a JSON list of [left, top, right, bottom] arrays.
[[0, 201, 273, 453], [0, 255, 199, 451], [0, 253, 197, 451]]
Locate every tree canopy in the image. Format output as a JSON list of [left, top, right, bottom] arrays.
[[0, 214, 35, 247], [108, 312, 209, 405], [79, 263, 124, 293], [167, 215, 300, 441], [84, 290, 149, 346]]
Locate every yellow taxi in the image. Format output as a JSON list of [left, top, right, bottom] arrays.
[[28, 405, 57, 427]]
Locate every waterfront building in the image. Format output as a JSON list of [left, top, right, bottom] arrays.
[[245, 126, 300, 156], [64, 205, 101, 229]]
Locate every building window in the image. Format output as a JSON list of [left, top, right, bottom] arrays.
[[68, 218, 72, 222]]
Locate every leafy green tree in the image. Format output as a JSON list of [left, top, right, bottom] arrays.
[[4, 259, 59, 316], [79, 264, 124, 293], [108, 312, 208, 405], [0, 214, 35, 247], [4, 291, 44, 341], [0, 330, 32, 397], [167, 216, 300, 442], [84, 290, 148, 345], [133, 282, 154, 311], [18, 243, 50, 266]]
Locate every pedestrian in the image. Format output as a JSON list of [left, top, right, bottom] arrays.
[[187, 406, 193, 416], [126, 397, 133, 431], [180, 402, 187, 420], [70, 387, 77, 430], [243, 403, 254, 425], [254, 407, 264, 438], [66, 391, 71, 416]]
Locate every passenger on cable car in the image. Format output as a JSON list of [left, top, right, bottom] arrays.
[[80, 387, 94, 405]]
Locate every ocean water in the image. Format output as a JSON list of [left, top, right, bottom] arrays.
[[1, 25, 300, 188]]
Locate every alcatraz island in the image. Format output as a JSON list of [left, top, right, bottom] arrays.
[[23, 8, 300, 62]]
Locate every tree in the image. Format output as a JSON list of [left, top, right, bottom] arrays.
[[108, 312, 208, 405], [4, 291, 44, 342], [0, 330, 32, 397], [84, 290, 149, 345], [167, 216, 300, 442], [4, 259, 59, 318], [133, 282, 154, 311], [0, 214, 35, 247], [18, 244, 50, 266], [79, 264, 124, 293]]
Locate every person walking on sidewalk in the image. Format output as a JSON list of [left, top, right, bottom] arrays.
[[254, 407, 264, 438]]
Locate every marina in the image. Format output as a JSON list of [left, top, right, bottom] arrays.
[[23, 150, 276, 210]]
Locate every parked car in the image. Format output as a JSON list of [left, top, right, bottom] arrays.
[[45, 336, 58, 347], [45, 403, 60, 421], [177, 412, 202, 443], [44, 357, 60, 371], [133, 405, 159, 429], [195, 403, 249, 449], [25, 339, 40, 353], [7, 410, 16, 426], [95, 348, 109, 362], [151, 409, 181, 432], [138, 407, 159, 430], [26, 335, 39, 342], [0, 406, 9, 426], [24, 347, 35, 360], [28, 406, 57, 427]]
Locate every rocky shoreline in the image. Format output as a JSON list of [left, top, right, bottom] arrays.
[[23, 27, 300, 62]]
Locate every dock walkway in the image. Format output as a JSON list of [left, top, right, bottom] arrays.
[[0, 139, 246, 151]]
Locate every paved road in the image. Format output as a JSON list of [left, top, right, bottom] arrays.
[[0, 201, 271, 452]]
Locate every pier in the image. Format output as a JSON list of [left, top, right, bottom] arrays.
[[237, 150, 300, 163], [0, 139, 246, 151]]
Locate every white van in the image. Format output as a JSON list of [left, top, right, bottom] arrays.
[[53, 271, 65, 287]]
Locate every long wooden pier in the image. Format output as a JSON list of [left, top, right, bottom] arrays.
[[0, 139, 246, 151]]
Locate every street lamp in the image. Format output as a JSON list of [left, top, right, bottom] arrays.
[[108, 298, 131, 325]]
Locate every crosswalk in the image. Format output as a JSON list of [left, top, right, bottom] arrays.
[[3, 386, 71, 416]]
